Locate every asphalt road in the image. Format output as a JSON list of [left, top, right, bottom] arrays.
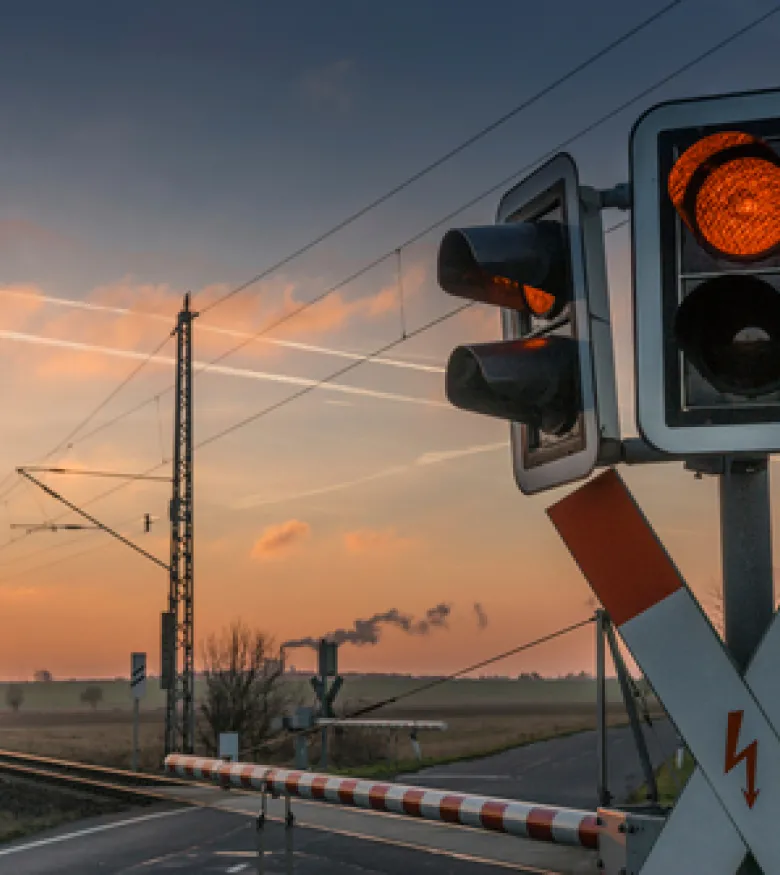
[[401, 719, 681, 809], [0, 723, 676, 874], [0, 798, 597, 874]]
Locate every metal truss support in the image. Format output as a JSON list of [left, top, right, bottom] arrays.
[[165, 292, 197, 755]]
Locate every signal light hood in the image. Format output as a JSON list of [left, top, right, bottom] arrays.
[[445, 336, 580, 433], [437, 222, 568, 316]]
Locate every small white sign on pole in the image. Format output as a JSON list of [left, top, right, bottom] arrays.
[[131, 652, 147, 699], [219, 732, 239, 762]]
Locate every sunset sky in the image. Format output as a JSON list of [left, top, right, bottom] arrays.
[[0, 0, 778, 681]]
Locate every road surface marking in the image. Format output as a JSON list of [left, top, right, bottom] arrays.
[[212, 809, 562, 874], [408, 774, 513, 781], [225, 864, 249, 873], [0, 806, 193, 857]]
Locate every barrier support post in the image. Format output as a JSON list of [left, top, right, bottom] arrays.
[[596, 609, 610, 806], [256, 785, 266, 874], [285, 793, 294, 874]]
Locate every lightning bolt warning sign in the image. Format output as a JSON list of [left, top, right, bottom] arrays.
[[725, 710, 759, 809]]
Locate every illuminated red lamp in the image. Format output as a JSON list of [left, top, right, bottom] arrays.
[[668, 130, 780, 262]]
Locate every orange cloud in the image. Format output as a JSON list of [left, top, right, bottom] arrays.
[[259, 267, 425, 339], [343, 527, 415, 554], [251, 519, 311, 560], [18, 263, 430, 382], [2, 260, 431, 384]]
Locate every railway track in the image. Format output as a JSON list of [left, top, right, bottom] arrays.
[[0, 749, 188, 804]]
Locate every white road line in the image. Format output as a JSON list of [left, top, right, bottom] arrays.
[[407, 774, 512, 781], [0, 807, 193, 856], [225, 864, 249, 873], [212, 808, 561, 874]]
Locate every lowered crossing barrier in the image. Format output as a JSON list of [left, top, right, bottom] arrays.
[[164, 754, 599, 850]]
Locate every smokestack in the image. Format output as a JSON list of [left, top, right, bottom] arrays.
[[474, 602, 488, 629]]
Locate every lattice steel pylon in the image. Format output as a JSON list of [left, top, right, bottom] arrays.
[[165, 292, 197, 755]]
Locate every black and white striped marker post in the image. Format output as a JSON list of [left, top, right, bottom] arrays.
[[130, 652, 146, 772]]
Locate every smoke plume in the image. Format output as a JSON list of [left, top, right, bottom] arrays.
[[283, 602, 452, 650], [474, 602, 488, 629]]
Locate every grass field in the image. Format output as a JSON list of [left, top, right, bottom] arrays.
[[0, 673, 636, 714], [0, 675, 661, 775], [0, 775, 128, 843]]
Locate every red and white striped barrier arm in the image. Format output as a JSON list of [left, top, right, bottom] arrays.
[[164, 754, 598, 850]]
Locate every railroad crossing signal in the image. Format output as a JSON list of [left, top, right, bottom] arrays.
[[548, 469, 780, 874], [632, 87, 780, 454], [437, 152, 618, 494]]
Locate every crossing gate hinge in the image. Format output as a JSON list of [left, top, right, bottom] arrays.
[[596, 808, 666, 875]]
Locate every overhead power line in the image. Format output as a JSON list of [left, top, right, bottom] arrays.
[[238, 616, 595, 759], [0, 6, 773, 570], [0, 295, 472, 563], [17, 469, 169, 572], [42, 0, 775, 469], [198, 1, 682, 316], [348, 617, 596, 718], [0, 331, 173, 505], [0, 204, 690, 567], [20, 467, 171, 482], [0, 510, 153, 585]]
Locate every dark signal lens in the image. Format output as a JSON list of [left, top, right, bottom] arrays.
[[675, 275, 780, 397]]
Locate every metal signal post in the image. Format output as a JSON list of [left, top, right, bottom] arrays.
[[164, 293, 197, 756]]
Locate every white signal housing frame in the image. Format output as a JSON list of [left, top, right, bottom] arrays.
[[498, 152, 619, 494], [632, 88, 780, 454]]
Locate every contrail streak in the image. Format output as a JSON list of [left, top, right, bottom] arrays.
[[0, 288, 444, 373], [0, 329, 448, 408], [233, 440, 509, 509]]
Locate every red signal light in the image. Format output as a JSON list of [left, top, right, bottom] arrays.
[[523, 285, 557, 317], [668, 131, 780, 262]]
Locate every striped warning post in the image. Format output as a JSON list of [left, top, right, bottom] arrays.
[[548, 468, 780, 875], [164, 754, 598, 849]]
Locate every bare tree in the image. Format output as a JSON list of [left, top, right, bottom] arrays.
[[80, 685, 103, 710], [6, 684, 23, 712], [198, 620, 286, 758]]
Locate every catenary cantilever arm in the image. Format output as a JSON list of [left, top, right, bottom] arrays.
[[17, 468, 170, 572]]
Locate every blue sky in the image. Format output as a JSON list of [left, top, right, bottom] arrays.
[[0, 0, 777, 678]]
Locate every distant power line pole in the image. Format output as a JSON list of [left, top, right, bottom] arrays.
[[165, 293, 197, 755]]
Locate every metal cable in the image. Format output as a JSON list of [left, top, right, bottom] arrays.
[[237, 617, 595, 759], [198, 1, 682, 316]]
